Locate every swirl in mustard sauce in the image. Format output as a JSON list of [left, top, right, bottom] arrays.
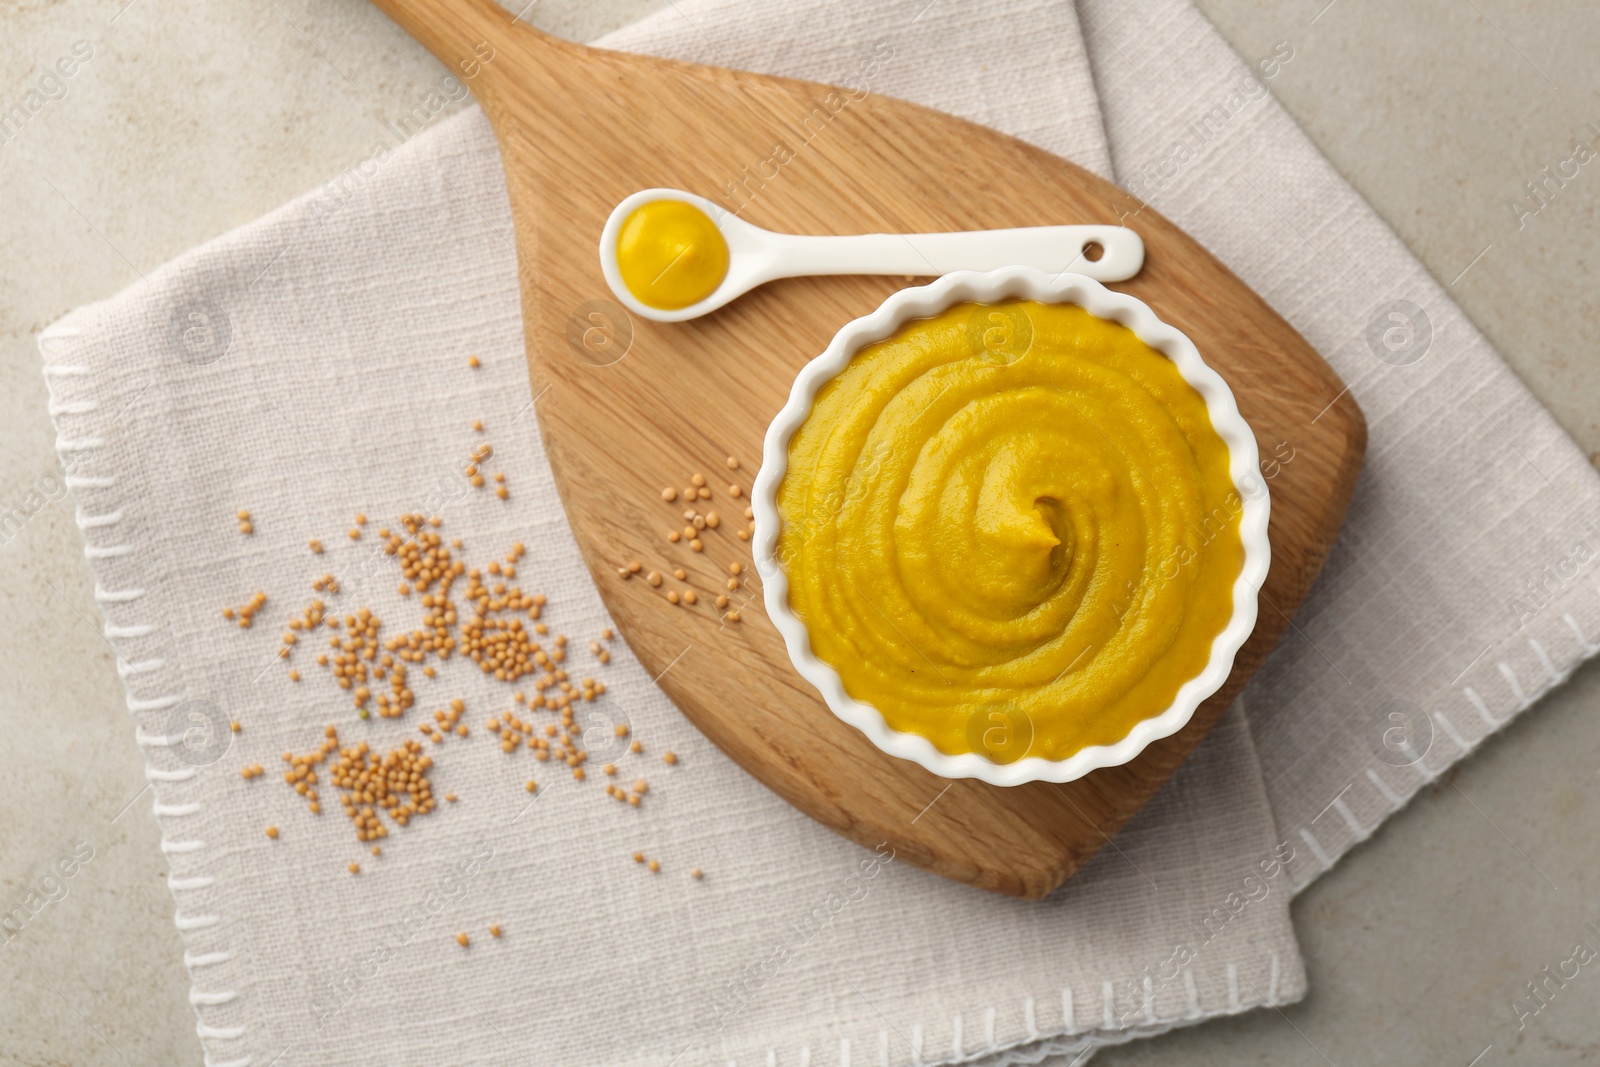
[[776, 301, 1246, 763]]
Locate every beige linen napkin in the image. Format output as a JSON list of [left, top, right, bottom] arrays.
[[37, 1, 1600, 1066]]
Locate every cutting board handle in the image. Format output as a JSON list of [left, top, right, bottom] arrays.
[[368, 0, 577, 110]]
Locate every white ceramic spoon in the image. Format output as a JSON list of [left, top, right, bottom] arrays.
[[598, 187, 1145, 324]]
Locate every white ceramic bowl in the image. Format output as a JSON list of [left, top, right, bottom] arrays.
[[751, 267, 1271, 786]]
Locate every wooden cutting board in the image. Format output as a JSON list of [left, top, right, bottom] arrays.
[[369, 0, 1366, 898]]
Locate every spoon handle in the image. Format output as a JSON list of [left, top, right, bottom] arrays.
[[760, 225, 1144, 283]]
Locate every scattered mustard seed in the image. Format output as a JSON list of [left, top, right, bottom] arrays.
[[265, 826, 279, 839]]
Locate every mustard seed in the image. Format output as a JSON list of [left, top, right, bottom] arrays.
[[662, 487, 678, 502], [265, 826, 279, 839]]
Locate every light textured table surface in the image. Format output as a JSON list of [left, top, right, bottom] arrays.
[[3, 2, 1598, 1064]]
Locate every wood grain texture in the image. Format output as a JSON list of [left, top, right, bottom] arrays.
[[368, 0, 1367, 898]]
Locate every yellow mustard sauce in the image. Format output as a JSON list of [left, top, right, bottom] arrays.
[[776, 300, 1245, 763], [615, 200, 729, 310]]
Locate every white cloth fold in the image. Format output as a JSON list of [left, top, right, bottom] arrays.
[[37, 1, 1600, 1065]]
